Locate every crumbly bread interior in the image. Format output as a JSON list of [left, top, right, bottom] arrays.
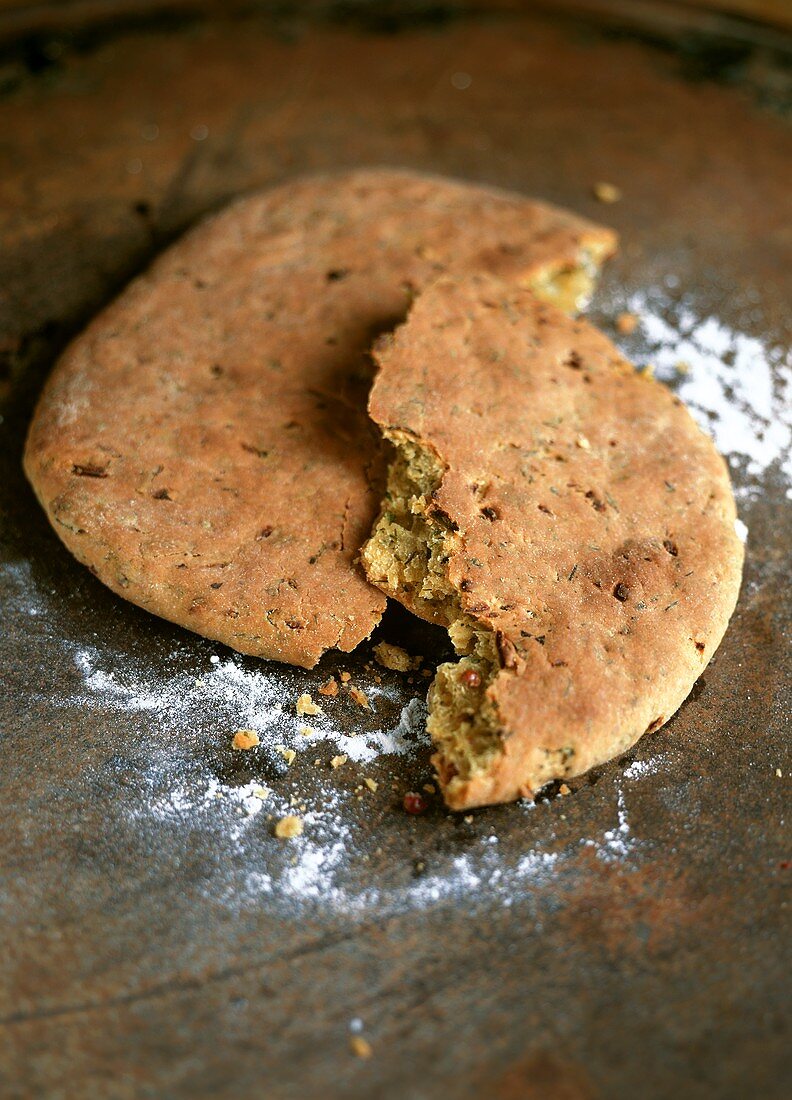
[[526, 251, 602, 314], [361, 434, 504, 790]]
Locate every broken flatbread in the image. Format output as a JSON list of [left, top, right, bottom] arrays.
[[362, 274, 743, 808], [24, 169, 615, 667]]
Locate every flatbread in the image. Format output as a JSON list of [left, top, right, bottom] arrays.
[[362, 275, 743, 808], [24, 169, 615, 668]]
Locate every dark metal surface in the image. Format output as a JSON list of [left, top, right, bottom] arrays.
[[0, 6, 790, 1098]]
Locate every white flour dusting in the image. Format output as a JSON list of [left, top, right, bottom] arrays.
[[18, 615, 657, 915], [586, 788, 632, 863], [71, 645, 428, 765], [611, 287, 791, 501]]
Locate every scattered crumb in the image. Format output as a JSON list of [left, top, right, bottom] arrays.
[[421, 668, 432, 678], [231, 729, 260, 751], [776, 768, 783, 778], [373, 641, 421, 672], [349, 1036, 373, 1059], [675, 360, 690, 375], [403, 791, 428, 815], [349, 686, 370, 709], [296, 693, 323, 717], [364, 777, 378, 793], [274, 815, 303, 839], [575, 435, 591, 450], [318, 677, 338, 697], [339, 671, 352, 683], [252, 785, 270, 800], [330, 754, 348, 769], [415, 861, 425, 872], [422, 783, 436, 794], [616, 311, 639, 335], [276, 746, 297, 766], [463, 815, 474, 824], [593, 181, 622, 204], [313, 758, 321, 766], [559, 782, 571, 796], [642, 363, 655, 380]]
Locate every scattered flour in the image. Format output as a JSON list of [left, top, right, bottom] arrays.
[[613, 287, 791, 502], [622, 755, 668, 782], [586, 788, 632, 864], [71, 646, 429, 766], [21, 618, 659, 916]]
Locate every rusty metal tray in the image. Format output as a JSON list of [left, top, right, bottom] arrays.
[[0, 3, 789, 1096]]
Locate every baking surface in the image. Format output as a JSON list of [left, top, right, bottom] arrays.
[[0, 5, 790, 1097]]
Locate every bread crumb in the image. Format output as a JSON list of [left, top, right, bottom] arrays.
[[274, 815, 303, 839], [299, 726, 314, 737], [231, 729, 260, 751], [559, 782, 571, 796], [642, 363, 655, 380], [463, 815, 473, 824], [318, 677, 338, 697], [675, 360, 690, 375], [296, 693, 323, 716], [276, 746, 296, 765], [349, 686, 370, 709], [339, 671, 352, 683], [364, 777, 378, 793], [349, 1036, 372, 1059], [776, 768, 783, 778], [593, 181, 622, 203], [373, 641, 421, 672], [616, 311, 639, 335], [330, 754, 348, 769], [423, 783, 436, 794], [252, 785, 270, 800]]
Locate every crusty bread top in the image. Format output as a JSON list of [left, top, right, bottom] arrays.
[[24, 169, 615, 668], [369, 275, 743, 806]]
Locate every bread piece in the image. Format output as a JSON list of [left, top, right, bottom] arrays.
[[362, 275, 743, 807], [24, 169, 615, 667]]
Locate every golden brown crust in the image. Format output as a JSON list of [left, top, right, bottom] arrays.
[[24, 169, 615, 668], [366, 275, 744, 807]]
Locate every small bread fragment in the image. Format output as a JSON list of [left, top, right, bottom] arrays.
[[274, 815, 303, 839], [362, 275, 743, 809], [24, 169, 615, 669], [372, 641, 421, 672], [231, 729, 260, 751]]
